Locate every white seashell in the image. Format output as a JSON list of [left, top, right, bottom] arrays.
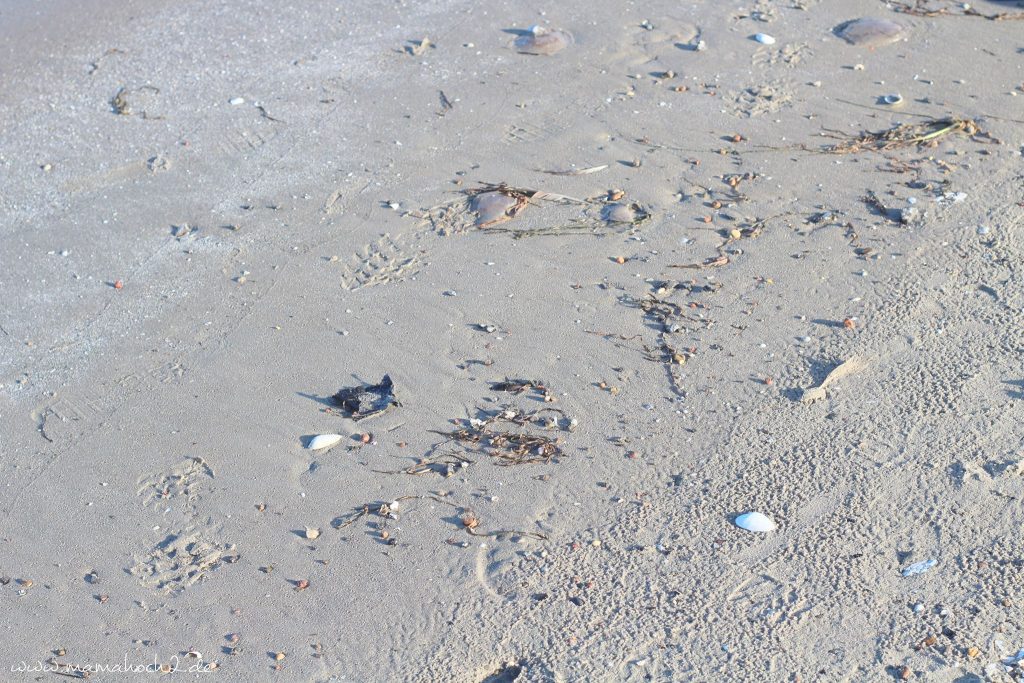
[[754, 33, 776, 45], [734, 511, 776, 533], [901, 558, 937, 576], [304, 527, 321, 540], [881, 93, 903, 105], [307, 434, 343, 450]]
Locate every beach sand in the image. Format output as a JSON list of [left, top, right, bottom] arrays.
[[1, 0, 1023, 680]]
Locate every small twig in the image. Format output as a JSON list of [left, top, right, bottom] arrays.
[[669, 254, 730, 269], [539, 164, 608, 176]]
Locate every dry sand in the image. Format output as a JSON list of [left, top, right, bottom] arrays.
[[2, 0, 1024, 680]]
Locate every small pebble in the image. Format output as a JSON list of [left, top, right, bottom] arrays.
[[229, 97, 245, 106]]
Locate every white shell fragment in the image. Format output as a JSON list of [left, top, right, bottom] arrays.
[[754, 33, 776, 45], [304, 527, 321, 540], [882, 93, 903, 105], [734, 511, 777, 533], [306, 434, 343, 450], [901, 559, 937, 576]]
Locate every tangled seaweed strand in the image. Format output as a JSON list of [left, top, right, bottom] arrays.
[[821, 117, 997, 154], [432, 406, 572, 465]]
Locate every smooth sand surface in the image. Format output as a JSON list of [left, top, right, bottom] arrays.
[[2, 0, 1023, 680]]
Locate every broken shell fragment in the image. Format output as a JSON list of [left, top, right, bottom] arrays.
[[901, 559, 937, 577], [307, 434, 343, 450], [834, 18, 906, 47], [881, 93, 903, 105], [515, 26, 573, 56], [734, 511, 776, 533], [304, 527, 321, 540]]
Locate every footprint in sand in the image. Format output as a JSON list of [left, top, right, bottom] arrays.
[[338, 233, 423, 291], [132, 457, 236, 594]]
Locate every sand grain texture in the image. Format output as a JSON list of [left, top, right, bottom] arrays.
[[1, 0, 1022, 681]]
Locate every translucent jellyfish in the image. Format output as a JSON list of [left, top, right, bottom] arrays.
[[602, 202, 636, 223], [602, 202, 649, 225], [472, 192, 519, 226], [834, 18, 906, 47], [515, 27, 574, 56]]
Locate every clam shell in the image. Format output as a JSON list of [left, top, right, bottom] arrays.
[[835, 18, 906, 47], [754, 33, 776, 45], [472, 192, 519, 226], [515, 28, 573, 56], [307, 434, 343, 450], [734, 511, 776, 533]]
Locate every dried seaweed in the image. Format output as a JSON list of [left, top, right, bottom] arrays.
[[490, 378, 553, 401], [888, 0, 1024, 20], [483, 220, 636, 239], [330, 494, 424, 530], [432, 406, 572, 465], [331, 494, 546, 542], [670, 254, 730, 269], [821, 117, 997, 154], [372, 452, 474, 477]]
